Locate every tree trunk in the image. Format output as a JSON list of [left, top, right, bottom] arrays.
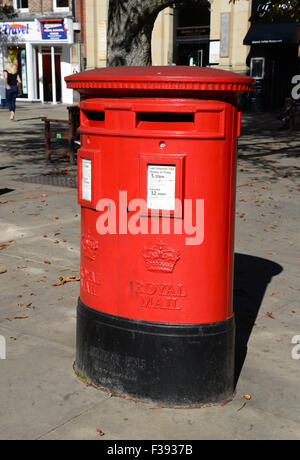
[[107, 0, 176, 67]]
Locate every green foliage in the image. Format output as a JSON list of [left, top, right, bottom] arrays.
[[256, 0, 300, 23], [0, 4, 16, 21], [231, 0, 300, 23]]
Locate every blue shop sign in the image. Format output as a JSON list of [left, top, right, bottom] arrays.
[[41, 21, 67, 40], [0, 23, 31, 35]]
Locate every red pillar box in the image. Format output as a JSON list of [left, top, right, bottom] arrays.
[[66, 67, 253, 406]]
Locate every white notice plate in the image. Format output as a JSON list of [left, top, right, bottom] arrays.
[[82, 158, 92, 201], [147, 164, 176, 211]]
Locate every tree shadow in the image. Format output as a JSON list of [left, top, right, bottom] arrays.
[[0, 123, 76, 171], [15, 117, 50, 123], [233, 252, 283, 386], [238, 112, 300, 186], [0, 187, 15, 196]]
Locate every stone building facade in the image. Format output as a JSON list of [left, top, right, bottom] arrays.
[[0, 0, 83, 104], [83, 0, 251, 74], [0, 0, 255, 105]]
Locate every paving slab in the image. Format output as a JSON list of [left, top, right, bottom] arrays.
[[0, 103, 299, 440]]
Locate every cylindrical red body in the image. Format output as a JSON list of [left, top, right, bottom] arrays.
[[78, 97, 239, 324], [66, 67, 253, 406]]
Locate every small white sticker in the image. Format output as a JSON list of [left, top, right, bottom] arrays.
[[147, 164, 176, 211], [82, 158, 92, 201]]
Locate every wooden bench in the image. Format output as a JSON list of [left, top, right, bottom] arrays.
[[41, 105, 80, 164]]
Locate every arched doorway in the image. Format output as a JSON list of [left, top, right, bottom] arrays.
[[173, 0, 211, 67]]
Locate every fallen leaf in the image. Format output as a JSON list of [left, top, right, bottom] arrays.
[[237, 402, 247, 412], [7, 316, 29, 321], [69, 296, 77, 300], [270, 292, 279, 296], [96, 429, 105, 437], [43, 260, 51, 264], [266, 312, 275, 319], [243, 394, 252, 400], [0, 269, 7, 275], [53, 276, 80, 286]]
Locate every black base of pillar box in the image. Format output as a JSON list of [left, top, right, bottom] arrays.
[[75, 299, 235, 406]]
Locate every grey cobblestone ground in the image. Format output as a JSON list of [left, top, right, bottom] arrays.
[[0, 103, 299, 440]]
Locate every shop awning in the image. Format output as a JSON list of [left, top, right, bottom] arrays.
[[244, 23, 300, 45]]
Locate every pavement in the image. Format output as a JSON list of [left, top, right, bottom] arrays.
[[0, 102, 299, 441]]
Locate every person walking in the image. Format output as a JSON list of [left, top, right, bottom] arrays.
[[4, 61, 21, 121]]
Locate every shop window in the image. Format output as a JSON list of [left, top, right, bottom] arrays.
[[15, 0, 29, 11], [53, 0, 69, 11]]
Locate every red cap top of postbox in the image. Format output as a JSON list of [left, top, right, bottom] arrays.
[[65, 66, 254, 97]]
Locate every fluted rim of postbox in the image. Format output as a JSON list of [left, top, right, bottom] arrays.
[[65, 66, 254, 93]]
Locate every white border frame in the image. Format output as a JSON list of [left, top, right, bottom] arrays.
[[53, 0, 70, 12], [250, 57, 265, 80], [14, 0, 29, 13]]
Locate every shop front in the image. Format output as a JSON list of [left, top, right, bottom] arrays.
[[0, 18, 75, 105], [173, 1, 211, 67], [244, 0, 300, 110]]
